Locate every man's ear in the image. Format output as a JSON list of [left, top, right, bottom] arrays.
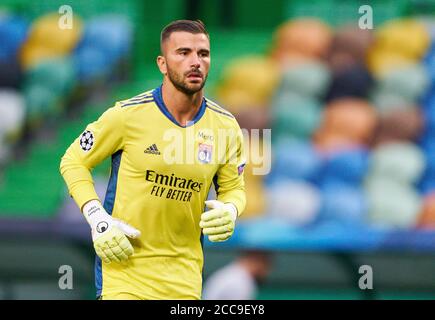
[[157, 55, 167, 75]]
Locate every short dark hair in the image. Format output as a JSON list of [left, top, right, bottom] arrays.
[[160, 20, 209, 53]]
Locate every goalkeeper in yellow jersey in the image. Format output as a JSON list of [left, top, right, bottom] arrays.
[[59, 20, 246, 300]]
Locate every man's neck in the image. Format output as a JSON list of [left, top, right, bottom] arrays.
[[161, 80, 203, 126]]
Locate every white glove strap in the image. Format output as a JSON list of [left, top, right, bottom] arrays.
[[224, 203, 238, 222], [82, 199, 112, 230]]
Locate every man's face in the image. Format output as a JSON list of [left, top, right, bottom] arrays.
[[160, 31, 210, 95]]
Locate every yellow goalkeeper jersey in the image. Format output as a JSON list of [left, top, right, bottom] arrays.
[[60, 85, 246, 299]]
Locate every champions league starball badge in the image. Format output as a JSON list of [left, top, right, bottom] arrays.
[[80, 130, 94, 152]]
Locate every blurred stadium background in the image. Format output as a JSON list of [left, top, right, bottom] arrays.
[[1, 0, 435, 299]]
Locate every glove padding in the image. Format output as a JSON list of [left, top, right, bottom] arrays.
[[83, 200, 140, 264], [93, 218, 141, 264], [200, 200, 237, 242]]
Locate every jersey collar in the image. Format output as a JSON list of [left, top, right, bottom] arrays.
[[152, 85, 207, 128]]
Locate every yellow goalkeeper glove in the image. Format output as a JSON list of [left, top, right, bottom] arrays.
[[82, 200, 141, 264], [200, 200, 238, 242]]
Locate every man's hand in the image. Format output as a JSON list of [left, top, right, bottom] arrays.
[[82, 200, 141, 264], [200, 200, 237, 242]]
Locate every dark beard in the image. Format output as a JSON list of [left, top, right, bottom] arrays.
[[167, 66, 207, 95]]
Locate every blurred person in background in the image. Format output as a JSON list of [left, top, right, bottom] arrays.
[[203, 250, 272, 300], [59, 20, 246, 300]]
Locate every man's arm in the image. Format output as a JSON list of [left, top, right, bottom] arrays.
[[213, 124, 246, 216], [59, 104, 124, 210], [59, 104, 140, 263], [200, 123, 246, 242]]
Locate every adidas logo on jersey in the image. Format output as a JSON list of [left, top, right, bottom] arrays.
[[144, 144, 161, 155]]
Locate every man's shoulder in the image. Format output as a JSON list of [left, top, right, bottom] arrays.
[[204, 97, 237, 122], [116, 89, 156, 109]]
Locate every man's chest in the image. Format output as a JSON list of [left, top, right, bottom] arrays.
[[121, 125, 221, 183]]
